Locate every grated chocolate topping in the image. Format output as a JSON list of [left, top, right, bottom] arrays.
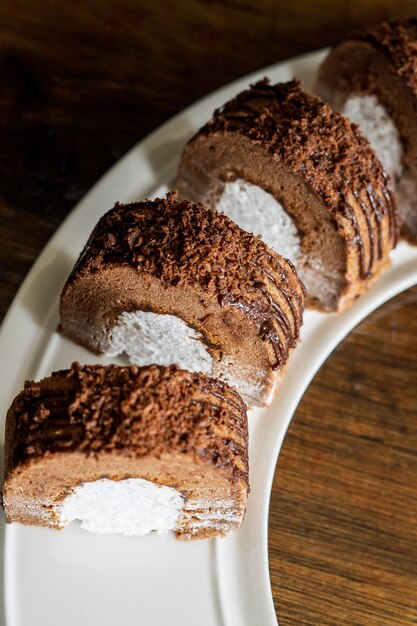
[[353, 19, 417, 94], [65, 192, 304, 370], [197, 79, 398, 277], [9, 363, 249, 485]]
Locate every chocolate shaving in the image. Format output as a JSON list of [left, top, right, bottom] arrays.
[[9, 363, 249, 486]]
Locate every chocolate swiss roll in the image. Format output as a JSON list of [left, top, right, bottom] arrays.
[[3, 363, 249, 540], [59, 192, 304, 408], [316, 19, 417, 244], [176, 79, 398, 312]]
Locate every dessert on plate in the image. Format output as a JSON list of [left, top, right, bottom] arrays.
[[59, 192, 304, 407], [316, 18, 417, 244], [176, 79, 398, 311], [3, 362, 249, 540]]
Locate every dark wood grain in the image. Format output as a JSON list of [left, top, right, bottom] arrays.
[[1, 1, 417, 624], [269, 286, 417, 625]]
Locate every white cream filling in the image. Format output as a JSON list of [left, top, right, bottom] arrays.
[[397, 170, 417, 228], [215, 178, 343, 309], [58, 478, 184, 536], [342, 94, 403, 181], [216, 178, 300, 266], [106, 310, 213, 375], [298, 256, 342, 308], [221, 366, 278, 406], [104, 310, 266, 406]]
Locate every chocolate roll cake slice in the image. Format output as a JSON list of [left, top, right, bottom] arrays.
[[3, 363, 249, 540], [316, 19, 417, 243], [59, 192, 304, 408], [176, 79, 398, 311]]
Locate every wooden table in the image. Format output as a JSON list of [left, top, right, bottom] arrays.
[[1, 2, 416, 624]]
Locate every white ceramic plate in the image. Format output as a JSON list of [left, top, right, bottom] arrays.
[[1, 49, 417, 626]]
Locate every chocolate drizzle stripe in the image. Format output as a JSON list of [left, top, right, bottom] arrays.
[[199, 377, 247, 408], [381, 171, 399, 245], [228, 250, 297, 370], [259, 250, 305, 314], [351, 187, 376, 275], [199, 389, 246, 415], [189, 400, 248, 444], [251, 260, 303, 342], [218, 291, 287, 370], [216, 269, 291, 370], [365, 185, 384, 260], [341, 193, 369, 278], [251, 260, 303, 341]]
